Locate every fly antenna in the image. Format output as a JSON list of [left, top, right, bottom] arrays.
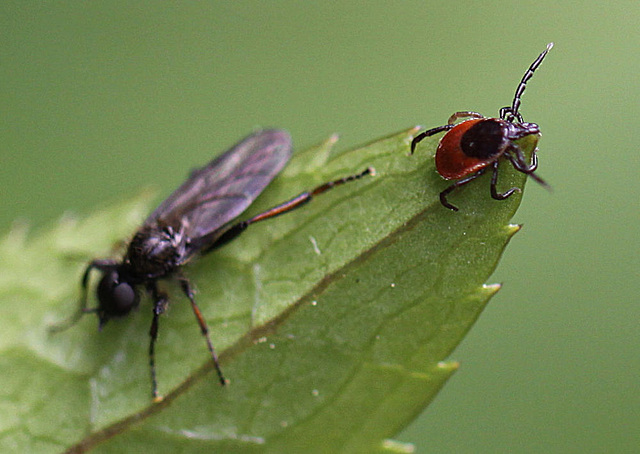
[[501, 42, 553, 122]]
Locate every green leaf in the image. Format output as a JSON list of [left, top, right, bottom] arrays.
[[0, 128, 537, 453]]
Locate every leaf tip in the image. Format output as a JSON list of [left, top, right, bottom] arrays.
[[506, 223, 522, 237], [436, 360, 460, 372], [382, 439, 416, 453], [4, 219, 30, 247], [482, 283, 502, 296]]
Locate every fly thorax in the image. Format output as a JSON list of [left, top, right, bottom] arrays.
[[125, 225, 188, 277]]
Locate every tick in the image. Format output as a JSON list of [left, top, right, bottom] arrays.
[[51, 129, 372, 401], [411, 43, 553, 211]]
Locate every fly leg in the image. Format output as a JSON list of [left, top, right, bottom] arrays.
[[49, 259, 118, 333], [147, 281, 169, 402], [207, 167, 374, 251], [177, 274, 226, 387], [188, 167, 374, 386]]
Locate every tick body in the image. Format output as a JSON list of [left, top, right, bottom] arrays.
[[411, 43, 553, 211], [52, 129, 372, 401]]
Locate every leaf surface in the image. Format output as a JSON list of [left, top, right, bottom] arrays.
[[0, 129, 537, 453]]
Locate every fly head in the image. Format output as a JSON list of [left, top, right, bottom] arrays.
[[96, 268, 140, 328]]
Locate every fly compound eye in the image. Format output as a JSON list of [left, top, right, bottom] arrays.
[[97, 271, 138, 318], [111, 282, 137, 313]]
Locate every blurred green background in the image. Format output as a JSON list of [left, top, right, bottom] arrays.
[[2, 1, 638, 453]]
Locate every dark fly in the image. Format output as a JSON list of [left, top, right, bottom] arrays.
[[51, 129, 372, 401]]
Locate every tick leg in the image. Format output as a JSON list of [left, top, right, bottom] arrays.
[[177, 275, 226, 387], [499, 107, 523, 123], [508, 144, 538, 173], [490, 160, 520, 201], [410, 124, 454, 153], [439, 168, 487, 211], [447, 111, 484, 125], [506, 146, 550, 188], [148, 282, 169, 401], [207, 167, 374, 251], [49, 259, 118, 333]]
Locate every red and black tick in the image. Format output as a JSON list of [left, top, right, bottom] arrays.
[[51, 129, 372, 401], [411, 43, 553, 211]]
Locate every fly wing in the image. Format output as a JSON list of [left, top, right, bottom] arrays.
[[145, 129, 292, 252]]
